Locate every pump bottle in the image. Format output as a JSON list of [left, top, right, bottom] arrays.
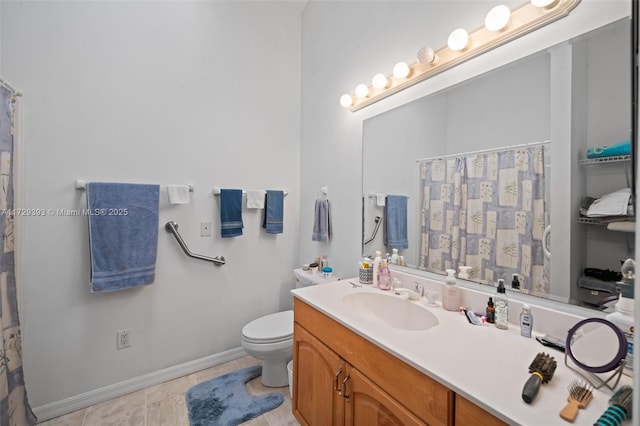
[[494, 279, 509, 330], [442, 269, 460, 311], [372, 251, 382, 288]]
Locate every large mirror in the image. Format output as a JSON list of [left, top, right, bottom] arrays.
[[363, 17, 633, 311]]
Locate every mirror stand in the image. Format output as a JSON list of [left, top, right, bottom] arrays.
[[564, 354, 626, 391]]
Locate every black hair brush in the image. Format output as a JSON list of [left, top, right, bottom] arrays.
[[522, 352, 557, 404], [593, 385, 632, 426]]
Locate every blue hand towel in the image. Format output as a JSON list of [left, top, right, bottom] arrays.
[[263, 190, 284, 234], [384, 195, 408, 250], [86, 182, 160, 293], [312, 199, 331, 242], [220, 189, 244, 238]]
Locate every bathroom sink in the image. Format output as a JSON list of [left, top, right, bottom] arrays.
[[342, 292, 439, 331]]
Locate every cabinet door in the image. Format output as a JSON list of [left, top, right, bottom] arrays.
[[455, 395, 507, 426], [344, 365, 427, 426], [293, 323, 345, 426]]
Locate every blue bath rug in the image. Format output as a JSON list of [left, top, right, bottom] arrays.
[[186, 365, 284, 426]]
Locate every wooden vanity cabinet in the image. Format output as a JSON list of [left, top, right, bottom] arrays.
[[292, 298, 453, 426], [455, 395, 508, 426]]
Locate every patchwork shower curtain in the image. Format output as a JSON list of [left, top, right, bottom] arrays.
[[419, 145, 548, 296], [0, 87, 35, 425]]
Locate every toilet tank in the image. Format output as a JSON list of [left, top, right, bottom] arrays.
[[293, 268, 335, 289]]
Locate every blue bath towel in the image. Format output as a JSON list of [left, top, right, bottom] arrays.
[[86, 182, 160, 293], [220, 189, 244, 238], [263, 190, 284, 234], [312, 199, 331, 242], [384, 195, 408, 249]]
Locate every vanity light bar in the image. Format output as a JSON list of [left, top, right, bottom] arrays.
[[342, 0, 581, 112]]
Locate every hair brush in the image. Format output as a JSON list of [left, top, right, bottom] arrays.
[[593, 385, 632, 426], [522, 352, 557, 404], [559, 380, 593, 422]]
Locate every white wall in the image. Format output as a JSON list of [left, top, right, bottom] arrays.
[[1, 0, 302, 412]]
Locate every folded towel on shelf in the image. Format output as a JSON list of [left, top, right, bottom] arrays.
[[263, 190, 284, 234], [220, 189, 244, 238], [86, 182, 160, 293], [607, 221, 636, 232], [246, 190, 266, 209], [167, 185, 190, 204], [312, 199, 331, 242], [384, 195, 408, 249], [586, 140, 631, 159], [586, 188, 631, 217]]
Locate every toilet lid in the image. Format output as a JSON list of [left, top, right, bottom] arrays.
[[242, 310, 293, 344]]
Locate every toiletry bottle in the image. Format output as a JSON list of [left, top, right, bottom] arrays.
[[511, 273, 520, 290], [398, 256, 406, 266], [520, 304, 533, 337], [372, 251, 382, 288], [442, 269, 460, 311], [485, 297, 495, 323], [494, 279, 509, 330], [378, 261, 392, 290], [605, 294, 634, 375], [390, 248, 399, 264]]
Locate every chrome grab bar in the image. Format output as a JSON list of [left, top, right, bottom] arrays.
[[164, 221, 226, 266], [363, 215, 383, 245]]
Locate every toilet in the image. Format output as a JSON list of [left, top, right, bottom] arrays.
[[240, 268, 333, 387], [241, 310, 294, 387]]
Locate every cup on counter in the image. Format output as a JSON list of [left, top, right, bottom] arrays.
[[359, 267, 373, 284], [309, 262, 319, 273]]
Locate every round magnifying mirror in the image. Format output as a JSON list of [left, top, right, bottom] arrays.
[[566, 318, 627, 375]]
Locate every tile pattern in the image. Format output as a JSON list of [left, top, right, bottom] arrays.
[[37, 357, 299, 426]]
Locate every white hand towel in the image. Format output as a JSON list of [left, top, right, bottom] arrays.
[[167, 185, 190, 204], [246, 190, 266, 209], [375, 194, 386, 207]]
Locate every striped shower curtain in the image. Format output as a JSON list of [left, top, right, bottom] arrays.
[[0, 87, 35, 425]]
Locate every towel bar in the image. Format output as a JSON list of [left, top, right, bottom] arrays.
[[76, 180, 194, 192], [165, 221, 225, 266], [211, 187, 288, 196]]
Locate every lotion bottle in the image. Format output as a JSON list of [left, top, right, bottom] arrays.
[[442, 269, 460, 311], [520, 304, 533, 337], [372, 251, 382, 288], [495, 279, 509, 330], [378, 261, 392, 290]]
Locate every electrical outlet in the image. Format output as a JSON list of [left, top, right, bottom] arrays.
[[116, 329, 131, 350], [201, 222, 212, 237]]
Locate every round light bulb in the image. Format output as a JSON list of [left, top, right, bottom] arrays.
[[416, 46, 436, 65], [372, 73, 389, 90], [485, 5, 511, 31], [392, 62, 410, 79], [339, 94, 353, 108], [448, 28, 469, 51], [531, 0, 557, 7], [355, 84, 369, 98]]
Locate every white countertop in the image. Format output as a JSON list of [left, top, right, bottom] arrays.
[[291, 276, 632, 426]]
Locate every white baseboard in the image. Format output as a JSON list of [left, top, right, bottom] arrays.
[[33, 346, 247, 422]]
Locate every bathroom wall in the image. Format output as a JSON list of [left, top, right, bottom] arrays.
[[1, 0, 303, 414]]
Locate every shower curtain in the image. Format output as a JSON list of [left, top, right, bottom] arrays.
[[0, 87, 36, 425], [419, 145, 548, 296]]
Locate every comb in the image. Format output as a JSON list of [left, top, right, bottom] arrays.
[[593, 385, 633, 426], [522, 352, 557, 404], [559, 379, 593, 422]]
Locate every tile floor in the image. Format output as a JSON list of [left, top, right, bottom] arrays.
[[37, 356, 299, 426]]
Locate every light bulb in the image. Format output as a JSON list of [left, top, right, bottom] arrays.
[[372, 73, 389, 90], [392, 62, 410, 79], [417, 46, 436, 65], [448, 28, 469, 51], [531, 0, 557, 7], [355, 84, 369, 98], [485, 5, 511, 31], [339, 94, 353, 108]]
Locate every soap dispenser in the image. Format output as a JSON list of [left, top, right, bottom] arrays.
[[495, 279, 509, 330], [442, 269, 460, 311]]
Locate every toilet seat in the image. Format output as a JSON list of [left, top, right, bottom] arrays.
[[241, 310, 293, 344]]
